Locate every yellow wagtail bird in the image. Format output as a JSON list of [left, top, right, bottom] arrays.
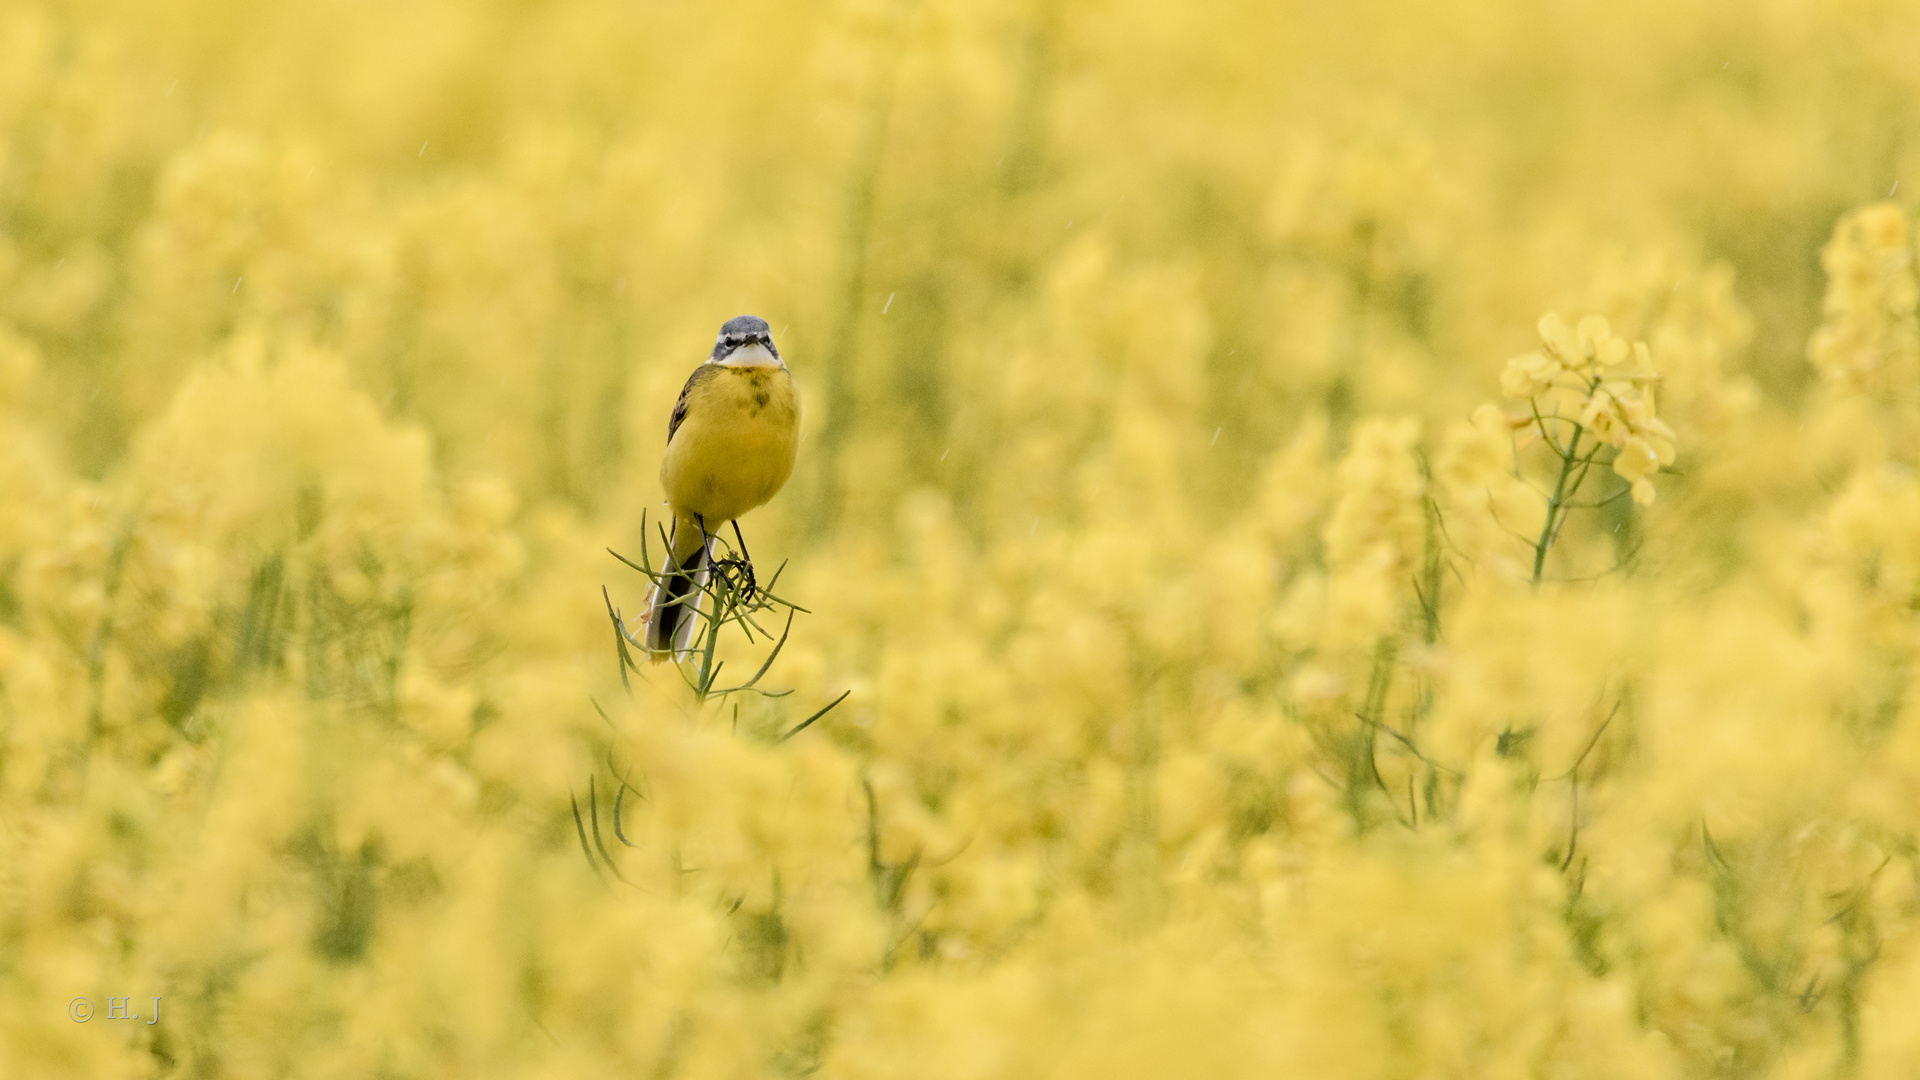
[[641, 314, 801, 661]]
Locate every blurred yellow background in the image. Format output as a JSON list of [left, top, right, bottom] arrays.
[[5, 0, 1920, 1075]]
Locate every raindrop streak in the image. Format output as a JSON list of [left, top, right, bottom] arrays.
[[166, 81, 177, 96], [940, 448, 950, 461], [419, 141, 429, 157], [1211, 427, 1221, 446], [882, 292, 894, 314], [1030, 519, 1039, 536], [1893, 181, 1902, 197], [232, 277, 242, 294]]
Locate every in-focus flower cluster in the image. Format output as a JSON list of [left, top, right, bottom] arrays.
[[1503, 312, 1676, 504]]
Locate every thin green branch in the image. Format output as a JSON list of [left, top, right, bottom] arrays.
[[780, 689, 851, 743], [1531, 417, 1588, 585], [587, 777, 635, 886], [570, 791, 609, 886], [727, 609, 794, 688]]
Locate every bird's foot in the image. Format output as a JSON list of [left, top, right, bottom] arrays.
[[711, 554, 756, 600]]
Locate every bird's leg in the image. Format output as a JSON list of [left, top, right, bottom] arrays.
[[693, 514, 741, 614], [703, 518, 753, 600], [730, 520, 757, 595]]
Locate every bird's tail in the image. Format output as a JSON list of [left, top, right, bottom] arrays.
[[642, 516, 712, 662]]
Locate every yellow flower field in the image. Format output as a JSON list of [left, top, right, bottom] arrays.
[[5, 0, 1920, 1075]]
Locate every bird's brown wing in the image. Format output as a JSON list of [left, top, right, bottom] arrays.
[[667, 363, 723, 445]]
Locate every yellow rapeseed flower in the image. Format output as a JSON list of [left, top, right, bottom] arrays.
[[1504, 311, 1674, 504]]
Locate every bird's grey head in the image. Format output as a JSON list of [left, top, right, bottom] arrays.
[[710, 315, 782, 367]]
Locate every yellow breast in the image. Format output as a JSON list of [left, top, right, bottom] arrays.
[[660, 364, 801, 526]]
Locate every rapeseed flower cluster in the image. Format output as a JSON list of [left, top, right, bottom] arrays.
[[1809, 202, 1919, 399], [7, 1, 1920, 1077], [1503, 313, 1675, 506]]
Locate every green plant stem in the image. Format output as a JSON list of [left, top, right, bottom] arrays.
[[1532, 420, 1585, 585]]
